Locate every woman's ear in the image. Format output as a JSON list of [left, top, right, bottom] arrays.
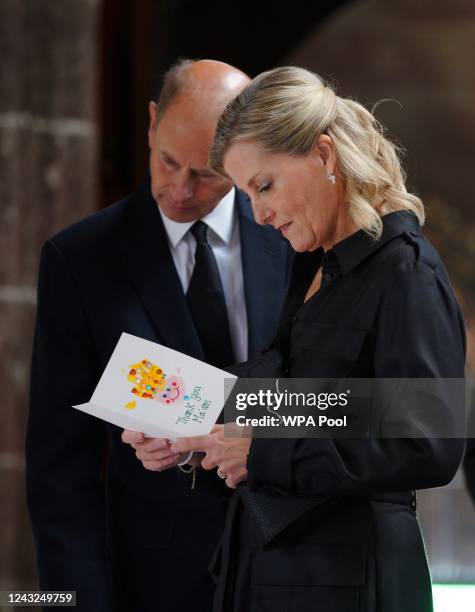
[[311, 134, 336, 174]]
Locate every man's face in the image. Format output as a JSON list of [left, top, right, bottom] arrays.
[[148, 100, 233, 223]]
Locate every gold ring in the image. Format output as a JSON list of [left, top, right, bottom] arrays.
[[217, 468, 227, 479]]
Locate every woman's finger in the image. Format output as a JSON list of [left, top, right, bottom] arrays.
[[201, 454, 219, 471]]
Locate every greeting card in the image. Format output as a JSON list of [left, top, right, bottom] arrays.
[[73, 332, 237, 438]]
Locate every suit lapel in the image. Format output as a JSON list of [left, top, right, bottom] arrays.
[[122, 180, 205, 361], [237, 192, 290, 358]]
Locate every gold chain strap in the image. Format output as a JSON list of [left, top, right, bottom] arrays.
[[177, 462, 197, 490]]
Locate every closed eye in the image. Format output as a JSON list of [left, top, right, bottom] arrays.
[[258, 181, 272, 194], [191, 169, 216, 179], [160, 154, 179, 168]]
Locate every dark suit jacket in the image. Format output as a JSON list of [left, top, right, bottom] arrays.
[[26, 180, 291, 612], [214, 212, 466, 612]]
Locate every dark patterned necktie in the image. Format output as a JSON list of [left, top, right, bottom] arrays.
[[186, 221, 234, 368]]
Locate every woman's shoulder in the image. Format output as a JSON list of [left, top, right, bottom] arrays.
[[376, 231, 463, 333], [368, 231, 461, 330], [377, 230, 447, 284]]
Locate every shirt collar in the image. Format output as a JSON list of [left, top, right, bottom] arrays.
[[327, 210, 422, 275], [158, 187, 236, 248]]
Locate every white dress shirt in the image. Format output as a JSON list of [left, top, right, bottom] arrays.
[[158, 187, 248, 363]]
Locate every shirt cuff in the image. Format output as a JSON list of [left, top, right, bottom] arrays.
[[177, 451, 194, 466]]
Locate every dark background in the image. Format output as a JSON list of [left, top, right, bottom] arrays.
[[99, 0, 349, 203]]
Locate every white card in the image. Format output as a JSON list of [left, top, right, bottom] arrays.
[[73, 332, 237, 438]]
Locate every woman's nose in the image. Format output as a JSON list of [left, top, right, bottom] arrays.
[[252, 200, 274, 225]]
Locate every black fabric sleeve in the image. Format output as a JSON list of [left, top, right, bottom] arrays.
[[26, 240, 113, 612], [247, 260, 466, 497], [463, 439, 475, 503]]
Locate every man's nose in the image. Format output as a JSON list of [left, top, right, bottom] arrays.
[[171, 171, 194, 201]]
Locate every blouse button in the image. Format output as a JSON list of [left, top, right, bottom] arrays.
[[323, 272, 332, 282]]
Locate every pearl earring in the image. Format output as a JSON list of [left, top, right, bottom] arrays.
[[327, 174, 336, 185]]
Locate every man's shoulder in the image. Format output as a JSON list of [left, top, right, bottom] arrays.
[[48, 193, 133, 255]]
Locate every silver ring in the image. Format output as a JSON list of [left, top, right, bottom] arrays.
[[217, 468, 227, 480]]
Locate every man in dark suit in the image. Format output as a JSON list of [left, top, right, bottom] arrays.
[[26, 59, 290, 612]]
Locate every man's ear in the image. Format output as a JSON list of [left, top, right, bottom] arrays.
[[148, 101, 158, 148], [311, 134, 336, 175]]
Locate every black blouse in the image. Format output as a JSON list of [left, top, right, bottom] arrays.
[[247, 210, 466, 497], [276, 210, 465, 379]]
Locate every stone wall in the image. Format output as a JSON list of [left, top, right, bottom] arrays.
[[0, 0, 100, 593]]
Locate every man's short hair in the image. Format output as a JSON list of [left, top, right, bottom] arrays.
[[154, 58, 195, 123]]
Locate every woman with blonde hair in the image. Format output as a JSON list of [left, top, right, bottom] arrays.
[[171, 66, 466, 612]]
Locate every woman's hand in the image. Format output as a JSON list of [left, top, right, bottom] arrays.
[[171, 425, 251, 488]]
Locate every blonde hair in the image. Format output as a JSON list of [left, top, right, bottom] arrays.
[[209, 66, 424, 239]]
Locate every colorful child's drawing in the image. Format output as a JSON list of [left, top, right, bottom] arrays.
[[125, 359, 186, 408], [154, 375, 186, 405]]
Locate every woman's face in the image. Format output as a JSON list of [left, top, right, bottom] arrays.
[[223, 136, 351, 252]]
